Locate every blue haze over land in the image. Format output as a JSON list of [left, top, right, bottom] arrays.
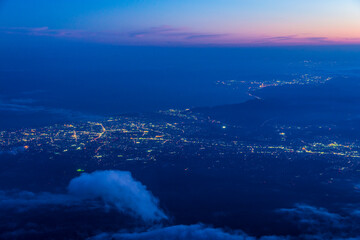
[[1, 34, 360, 129]]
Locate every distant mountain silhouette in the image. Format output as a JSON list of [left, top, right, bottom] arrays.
[[193, 77, 360, 127]]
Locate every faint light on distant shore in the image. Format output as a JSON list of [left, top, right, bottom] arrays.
[[222, 126, 227, 129]]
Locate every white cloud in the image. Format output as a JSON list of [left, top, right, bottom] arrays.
[[0, 170, 167, 222]]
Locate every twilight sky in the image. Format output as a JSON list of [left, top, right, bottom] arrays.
[[1, 0, 360, 45]]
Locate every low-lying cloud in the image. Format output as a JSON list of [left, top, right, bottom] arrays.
[[90, 202, 360, 240], [68, 170, 167, 221], [3, 171, 360, 239], [0, 146, 27, 155], [0, 170, 167, 222], [277, 204, 344, 232], [0, 190, 79, 212], [277, 204, 360, 239], [90, 224, 286, 240], [0, 97, 100, 124]]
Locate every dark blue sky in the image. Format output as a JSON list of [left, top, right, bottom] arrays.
[[1, 0, 360, 46]]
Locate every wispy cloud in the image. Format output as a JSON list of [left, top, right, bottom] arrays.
[[0, 26, 95, 39], [254, 35, 335, 46], [128, 25, 186, 38], [2, 25, 356, 46], [127, 25, 227, 41], [185, 34, 228, 40], [90, 224, 274, 240], [0, 26, 228, 45], [0, 97, 99, 121], [9, 98, 38, 104], [265, 35, 298, 41]]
